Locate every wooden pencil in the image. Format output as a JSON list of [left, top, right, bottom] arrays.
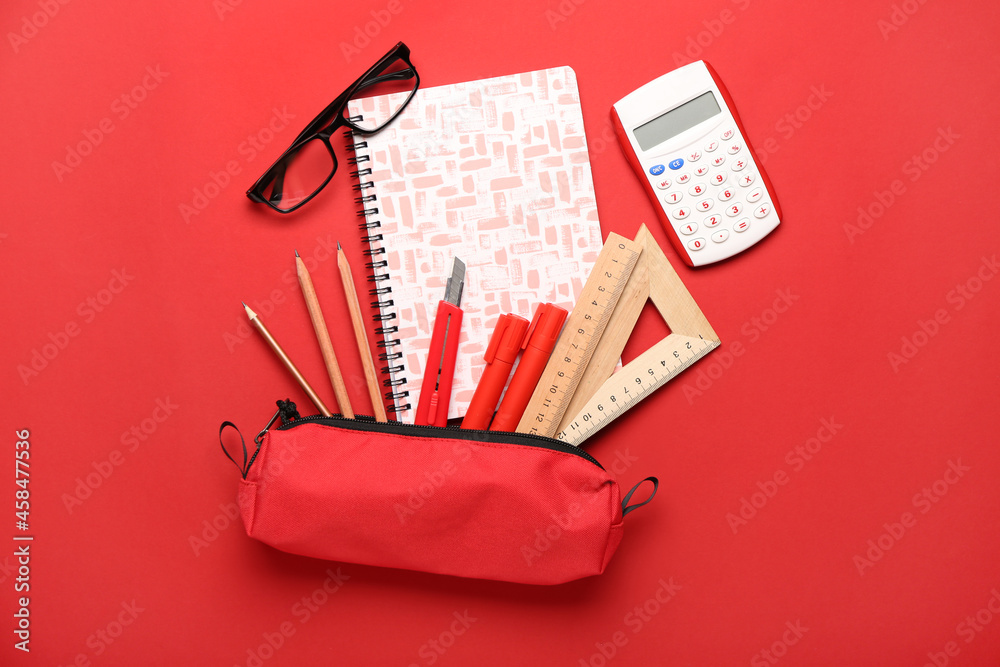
[[243, 302, 331, 417], [337, 242, 388, 422], [295, 251, 354, 418]]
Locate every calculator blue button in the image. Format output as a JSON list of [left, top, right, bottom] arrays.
[[649, 164, 665, 176], [669, 158, 684, 170]]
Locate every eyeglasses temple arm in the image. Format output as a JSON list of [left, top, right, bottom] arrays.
[[253, 61, 416, 206]]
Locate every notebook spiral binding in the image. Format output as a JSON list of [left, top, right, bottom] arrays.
[[345, 118, 411, 414]]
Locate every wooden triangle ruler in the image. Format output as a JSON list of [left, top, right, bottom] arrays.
[[517, 224, 720, 446]]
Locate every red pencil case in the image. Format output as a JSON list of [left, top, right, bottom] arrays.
[[220, 404, 657, 585]]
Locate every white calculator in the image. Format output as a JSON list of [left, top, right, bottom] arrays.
[[612, 61, 781, 267]]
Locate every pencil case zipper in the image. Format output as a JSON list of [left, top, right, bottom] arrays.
[[267, 413, 604, 469]]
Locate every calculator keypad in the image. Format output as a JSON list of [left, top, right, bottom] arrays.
[[645, 125, 773, 259]]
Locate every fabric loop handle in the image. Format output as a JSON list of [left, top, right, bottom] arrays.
[[219, 421, 250, 479], [621, 476, 659, 517]]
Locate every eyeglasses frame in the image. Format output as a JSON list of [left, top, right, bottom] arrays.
[[246, 41, 419, 213]]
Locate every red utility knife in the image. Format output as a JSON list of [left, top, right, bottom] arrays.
[[414, 257, 465, 426]]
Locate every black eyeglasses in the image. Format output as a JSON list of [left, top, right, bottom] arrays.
[[246, 42, 419, 213]]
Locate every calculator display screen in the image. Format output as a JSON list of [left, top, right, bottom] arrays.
[[633, 91, 722, 151]]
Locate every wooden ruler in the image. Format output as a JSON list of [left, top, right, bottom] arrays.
[[555, 224, 719, 446], [516, 233, 642, 437], [555, 333, 717, 445], [516, 224, 719, 445]]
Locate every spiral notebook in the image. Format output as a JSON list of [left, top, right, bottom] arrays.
[[347, 66, 603, 423]]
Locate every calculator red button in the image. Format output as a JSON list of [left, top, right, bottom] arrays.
[[688, 151, 702, 162], [680, 223, 698, 235], [719, 188, 735, 202], [711, 172, 727, 186], [694, 166, 710, 177], [671, 207, 691, 220], [712, 230, 730, 243], [675, 173, 691, 184], [655, 178, 672, 190], [739, 172, 756, 187], [747, 188, 763, 204], [731, 159, 747, 172], [704, 214, 722, 228], [688, 238, 706, 251], [726, 202, 743, 217], [689, 184, 707, 196], [705, 140, 719, 152], [754, 204, 771, 219], [696, 198, 714, 211], [734, 218, 751, 233], [721, 129, 735, 141], [663, 190, 683, 204], [711, 156, 726, 167], [727, 143, 742, 155]]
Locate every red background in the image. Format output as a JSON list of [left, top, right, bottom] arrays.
[[3, 0, 999, 665]]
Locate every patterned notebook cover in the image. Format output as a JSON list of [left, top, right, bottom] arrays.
[[347, 66, 603, 423]]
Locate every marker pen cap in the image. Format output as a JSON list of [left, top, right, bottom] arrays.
[[523, 303, 568, 352], [484, 314, 530, 365]]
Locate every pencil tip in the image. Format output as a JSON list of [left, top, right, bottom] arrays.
[[243, 302, 256, 318], [241, 301, 247, 308], [337, 241, 342, 250], [295, 249, 300, 257]]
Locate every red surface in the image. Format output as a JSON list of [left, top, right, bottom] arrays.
[[2, 0, 999, 665]]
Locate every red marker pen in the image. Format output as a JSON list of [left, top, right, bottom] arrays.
[[489, 303, 568, 433], [461, 314, 530, 430]]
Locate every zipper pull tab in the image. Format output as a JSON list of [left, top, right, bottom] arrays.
[[276, 399, 301, 423], [255, 399, 302, 446], [254, 409, 280, 446]]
